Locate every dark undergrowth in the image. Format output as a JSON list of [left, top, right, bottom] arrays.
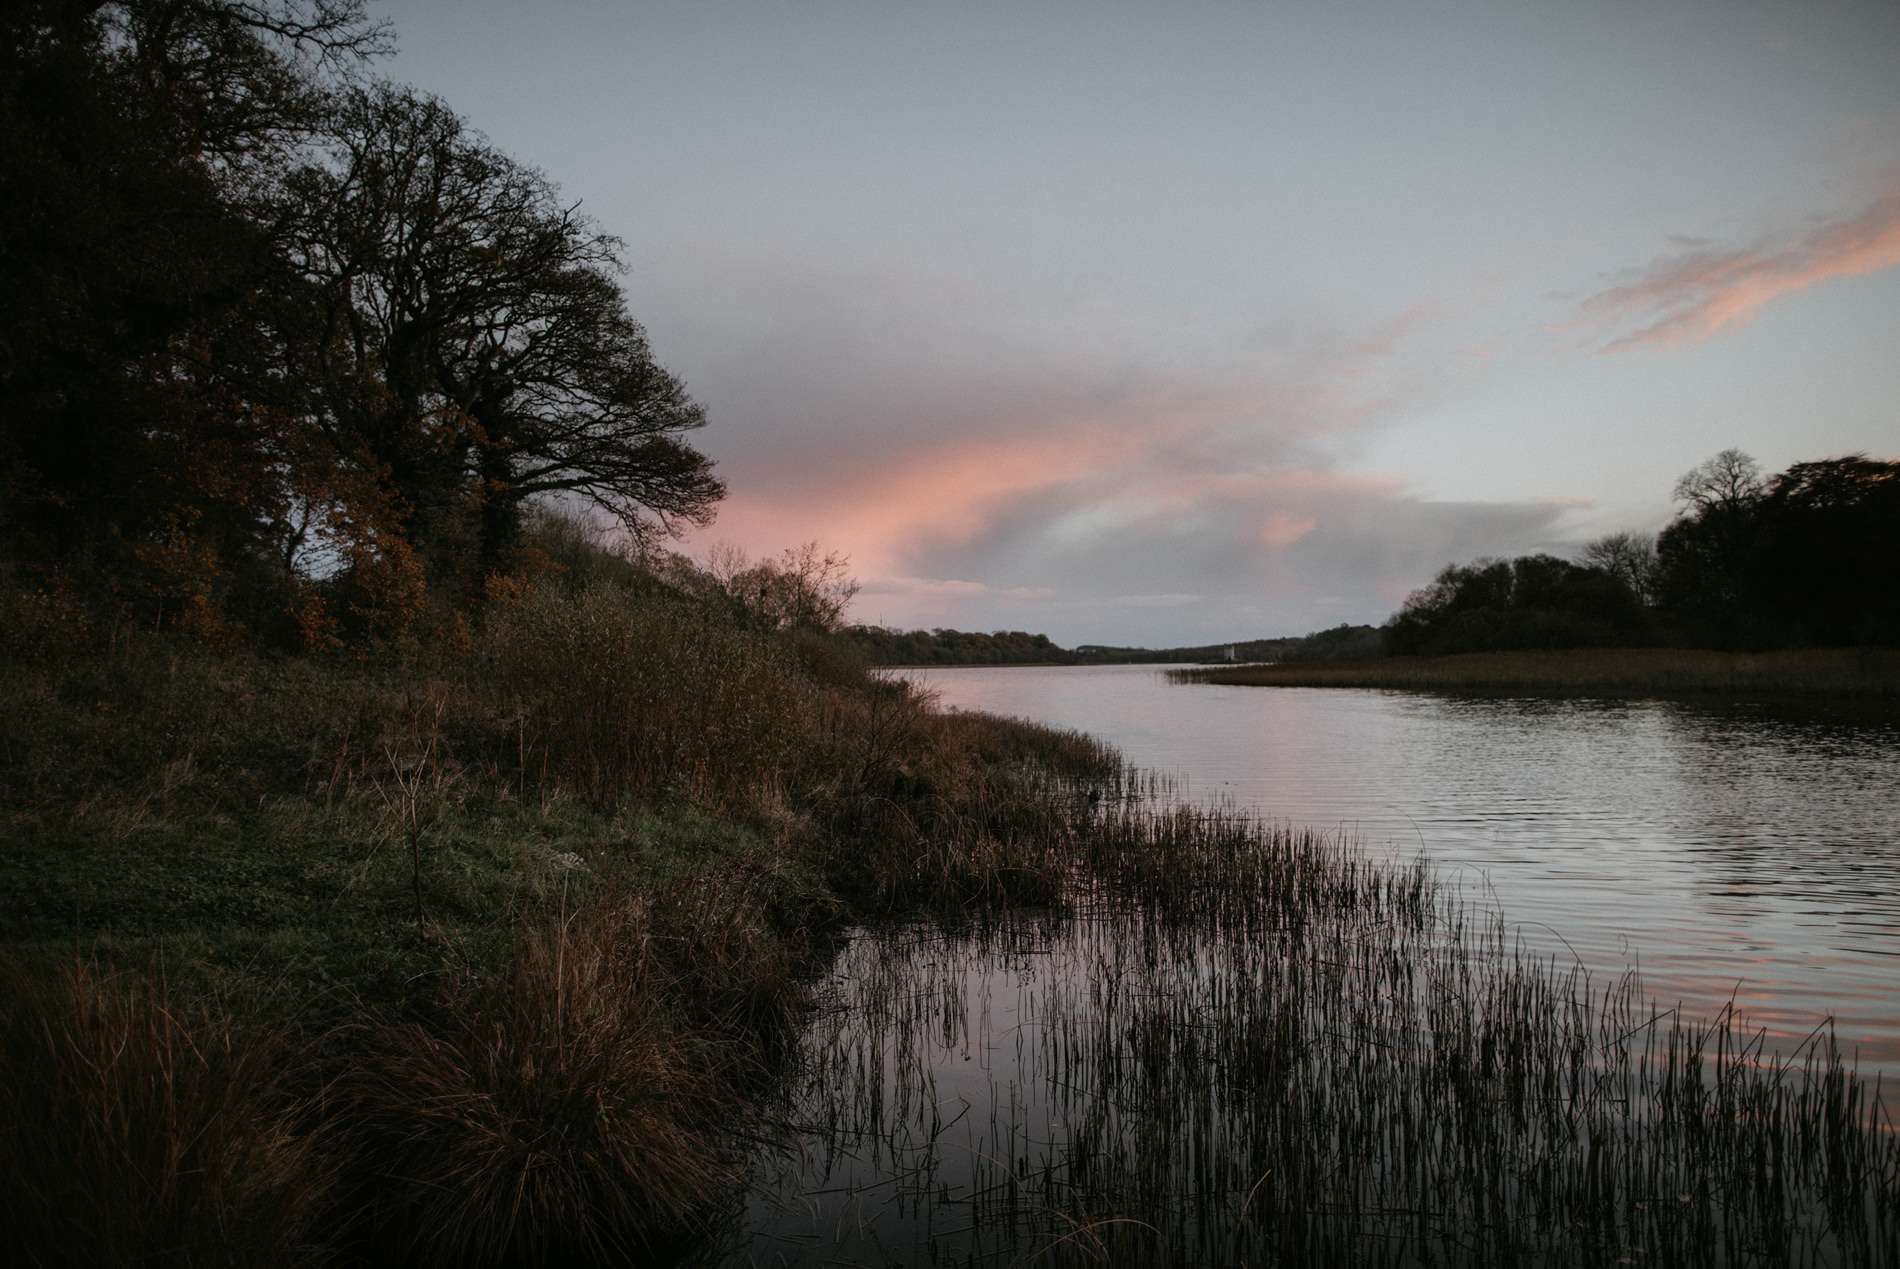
[[0, 566, 1118, 1268]]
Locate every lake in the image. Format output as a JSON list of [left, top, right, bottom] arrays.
[[901, 664, 1900, 1071], [707, 666, 1900, 1267]]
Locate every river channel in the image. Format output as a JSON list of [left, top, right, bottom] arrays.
[[904, 665, 1900, 1071], [706, 666, 1900, 1267]]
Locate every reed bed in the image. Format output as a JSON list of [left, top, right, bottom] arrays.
[[1171, 647, 1900, 699], [723, 797, 1899, 1268], [0, 960, 338, 1268]]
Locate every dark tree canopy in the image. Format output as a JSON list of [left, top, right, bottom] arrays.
[[1384, 554, 1648, 657], [280, 84, 722, 572], [1657, 453, 1900, 648], [0, 0, 380, 624], [1385, 450, 1900, 658], [2, 4, 723, 647]]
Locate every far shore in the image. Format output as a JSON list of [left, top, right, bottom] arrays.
[[1170, 646, 1900, 698]]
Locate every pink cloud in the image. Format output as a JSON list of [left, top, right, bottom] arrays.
[[1353, 302, 1435, 358], [860, 576, 995, 598], [1582, 177, 1900, 350], [1260, 512, 1318, 549], [705, 423, 1151, 575]]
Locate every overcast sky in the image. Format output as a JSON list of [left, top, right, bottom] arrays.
[[380, 0, 1900, 645]]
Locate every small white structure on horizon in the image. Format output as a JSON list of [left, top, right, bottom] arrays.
[[1224, 645, 1236, 661]]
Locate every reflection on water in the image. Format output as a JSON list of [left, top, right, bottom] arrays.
[[898, 666, 1900, 1068], [699, 670, 1900, 1265], [715, 902, 1892, 1267]]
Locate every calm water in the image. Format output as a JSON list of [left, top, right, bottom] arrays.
[[710, 667, 1900, 1266], [905, 664, 1900, 1068]]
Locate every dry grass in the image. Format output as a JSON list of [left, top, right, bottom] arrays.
[[475, 581, 813, 808], [0, 960, 337, 1269], [339, 912, 711, 1264], [0, 578, 1195, 1265], [1173, 646, 1900, 698]]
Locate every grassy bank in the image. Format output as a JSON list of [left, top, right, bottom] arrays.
[[1170, 646, 1900, 698], [0, 572, 1118, 1267]]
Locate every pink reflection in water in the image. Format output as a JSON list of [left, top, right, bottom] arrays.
[[907, 664, 1900, 1077]]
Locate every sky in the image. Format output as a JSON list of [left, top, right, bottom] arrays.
[[378, 0, 1900, 646]]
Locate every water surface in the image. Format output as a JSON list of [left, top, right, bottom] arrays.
[[706, 667, 1900, 1266], [902, 665, 1900, 1068]]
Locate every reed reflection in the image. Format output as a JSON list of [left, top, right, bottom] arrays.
[[902, 666, 1900, 1069]]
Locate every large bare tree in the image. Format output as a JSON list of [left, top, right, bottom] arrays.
[[280, 83, 723, 571]]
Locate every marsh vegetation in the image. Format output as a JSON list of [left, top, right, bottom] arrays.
[[0, 547, 1119, 1266], [1171, 647, 1900, 699], [717, 790, 1899, 1268]]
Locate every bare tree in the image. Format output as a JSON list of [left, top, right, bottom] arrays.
[[1580, 531, 1660, 605], [1672, 449, 1763, 514], [279, 83, 722, 567], [700, 541, 860, 632]]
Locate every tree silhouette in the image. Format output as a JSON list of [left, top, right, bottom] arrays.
[[1384, 554, 1647, 656], [278, 83, 722, 583], [1580, 532, 1660, 606]]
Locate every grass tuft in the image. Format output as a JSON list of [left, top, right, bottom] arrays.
[[0, 959, 337, 1268], [336, 887, 774, 1267]]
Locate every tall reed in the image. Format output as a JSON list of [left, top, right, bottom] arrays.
[[0, 960, 336, 1268], [731, 796, 1899, 1267], [476, 581, 812, 808]]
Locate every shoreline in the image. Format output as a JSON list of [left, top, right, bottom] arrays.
[[6, 627, 1897, 1264], [1170, 646, 1900, 699]]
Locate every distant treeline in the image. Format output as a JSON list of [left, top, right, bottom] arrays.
[[839, 622, 1384, 666], [1074, 624, 1385, 665], [855, 449, 1898, 670], [842, 627, 1080, 665], [1388, 451, 1900, 657]]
